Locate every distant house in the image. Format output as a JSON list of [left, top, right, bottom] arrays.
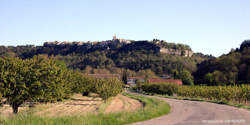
[[127, 77, 145, 86], [89, 74, 120, 79]]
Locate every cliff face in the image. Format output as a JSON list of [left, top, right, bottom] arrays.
[[160, 48, 193, 57]]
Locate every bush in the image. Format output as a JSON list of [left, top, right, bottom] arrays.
[[94, 78, 123, 101], [140, 82, 179, 96], [67, 71, 95, 94], [177, 85, 250, 103]]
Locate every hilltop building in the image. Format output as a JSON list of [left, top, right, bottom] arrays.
[[43, 35, 193, 57], [112, 34, 131, 44]]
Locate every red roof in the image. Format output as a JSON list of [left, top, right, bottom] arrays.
[[148, 79, 182, 85]]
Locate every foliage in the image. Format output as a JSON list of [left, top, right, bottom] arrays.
[[0, 56, 125, 113], [194, 41, 250, 85], [0, 41, 209, 80], [174, 69, 194, 85], [122, 69, 128, 84], [177, 85, 250, 103], [65, 70, 95, 94], [94, 78, 123, 101], [139, 83, 179, 96], [240, 40, 250, 50], [0, 57, 73, 113]]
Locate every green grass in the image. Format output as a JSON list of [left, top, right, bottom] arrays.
[[155, 94, 250, 110], [0, 93, 170, 125]]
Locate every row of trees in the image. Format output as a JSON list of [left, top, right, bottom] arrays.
[[0, 57, 123, 113]]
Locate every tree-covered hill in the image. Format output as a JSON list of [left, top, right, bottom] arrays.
[[0, 40, 211, 82], [194, 40, 250, 85], [2, 39, 250, 85]]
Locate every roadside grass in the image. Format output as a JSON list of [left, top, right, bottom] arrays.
[[150, 93, 250, 110], [0, 93, 170, 125]]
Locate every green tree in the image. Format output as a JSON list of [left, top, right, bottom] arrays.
[[122, 69, 128, 84], [0, 58, 31, 113], [95, 78, 123, 102], [68, 70, 94, 95], [0, 57, 70, 113], [178, 69, 194, 85]]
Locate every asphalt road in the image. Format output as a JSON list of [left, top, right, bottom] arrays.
[[131, 95, 250, 125]]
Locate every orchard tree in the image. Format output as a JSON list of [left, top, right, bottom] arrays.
[[0, 58, 31, 113], [29, 56, 71, 102], [95, 78, 123, 102], [0, 57, 70, 113], [68, 70, 94, 95]]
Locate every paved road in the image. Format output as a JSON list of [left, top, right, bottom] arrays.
[[131, 95, 250, 125]]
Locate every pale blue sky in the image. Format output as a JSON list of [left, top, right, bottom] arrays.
[[0, 0, 249, 56]]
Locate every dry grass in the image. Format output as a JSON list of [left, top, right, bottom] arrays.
[[0, 93, 143, 118], [105, 94, 142, 113]]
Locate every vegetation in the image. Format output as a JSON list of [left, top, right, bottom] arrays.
[[194, 40, 250, 85], [0, 40, 211, 83], [0, 57, 123, 114], [1, 39, 250, 85], [136, 82, 250, 104], [177, 85, 250, 103], [139, 83, 179, 96], [0, 57, 71, 113], [0, 93, 171, 125], [173, 69, 194, 85], [94, 78, 123, 101]]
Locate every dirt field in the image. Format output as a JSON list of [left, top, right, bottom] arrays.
[[105, 94, 143, 113], [0, 94, 142, 117]]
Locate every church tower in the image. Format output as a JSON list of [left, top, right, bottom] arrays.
[[113, 34, 117, 40]]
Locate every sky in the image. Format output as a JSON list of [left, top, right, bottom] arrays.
[[0, 0, 249, 57]]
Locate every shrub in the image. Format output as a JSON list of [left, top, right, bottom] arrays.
[[94, 78, 123, 101], [177, 85, 250, 103], [140, 82, 179, 96]]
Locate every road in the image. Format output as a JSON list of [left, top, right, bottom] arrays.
[[131, 95, 250, 125]]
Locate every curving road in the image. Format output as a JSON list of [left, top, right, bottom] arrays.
[[131, 95, 250, 125]]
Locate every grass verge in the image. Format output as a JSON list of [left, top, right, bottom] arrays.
[[0, 93, 170, 125], [154, 94, 250, 110]]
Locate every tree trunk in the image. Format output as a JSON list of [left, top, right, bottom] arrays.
[[12, 103, 19, 114]]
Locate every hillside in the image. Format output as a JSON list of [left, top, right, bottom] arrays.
[[194, 40, 250, 85], [0, 37, 212, 80]]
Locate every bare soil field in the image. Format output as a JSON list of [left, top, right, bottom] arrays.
[[105, 94, 143, 113], [0, 94, 142, 118]]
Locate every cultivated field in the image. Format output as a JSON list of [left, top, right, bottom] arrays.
[[0, 93, 142, 118]]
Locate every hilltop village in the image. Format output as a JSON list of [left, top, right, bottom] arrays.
[[44, 35, 193, 57]]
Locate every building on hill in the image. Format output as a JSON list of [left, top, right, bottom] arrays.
[[127, 77, 145, 86], [112, 34, 131, 44]]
